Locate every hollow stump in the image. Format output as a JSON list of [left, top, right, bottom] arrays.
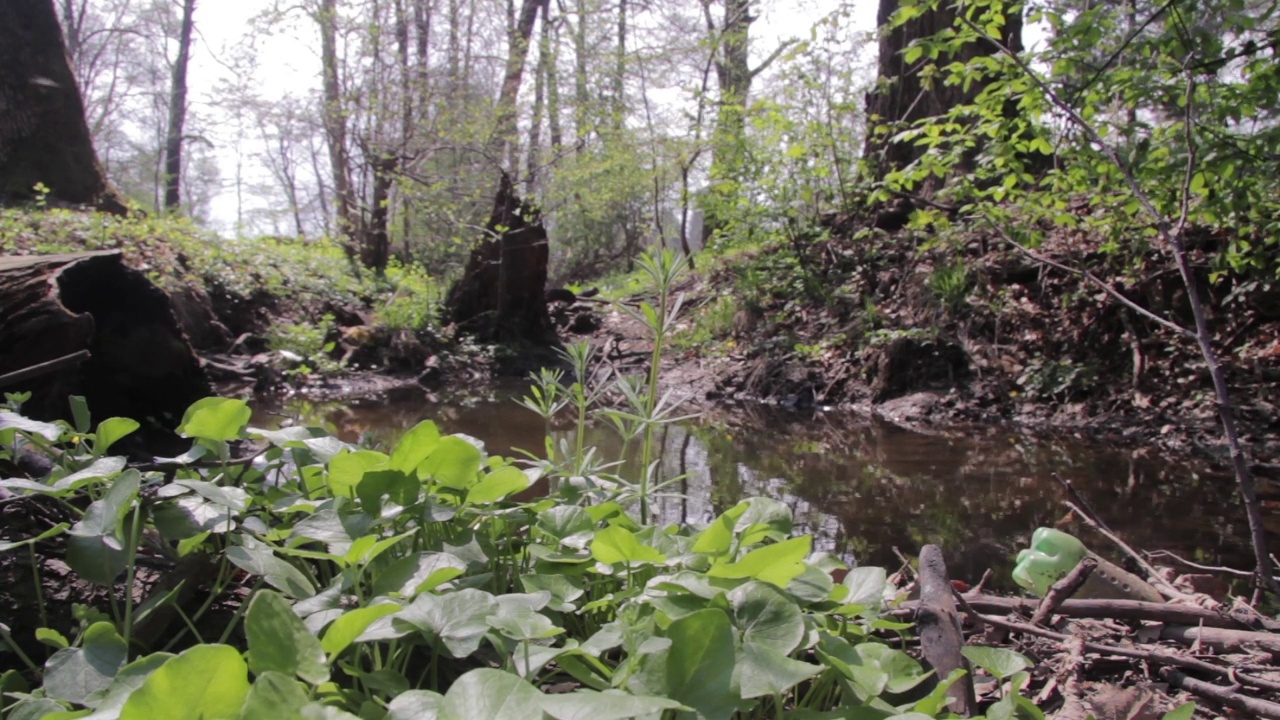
[[0, 251, 210, 439]]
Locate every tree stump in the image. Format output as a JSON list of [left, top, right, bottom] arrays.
[[445, 173, 556, 345], [0, 251, 210, 442]]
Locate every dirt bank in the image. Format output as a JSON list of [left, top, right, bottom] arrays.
[[554, 224, 1280, 473]]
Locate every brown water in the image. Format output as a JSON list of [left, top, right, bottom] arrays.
[[264, 383, 1262, 588]]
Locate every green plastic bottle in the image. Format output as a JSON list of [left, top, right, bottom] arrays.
[[1013, 527, 1087, 595], [1012, 527, 1164, 602]]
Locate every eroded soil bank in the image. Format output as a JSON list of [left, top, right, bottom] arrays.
[[555, 217, 1280, 474]]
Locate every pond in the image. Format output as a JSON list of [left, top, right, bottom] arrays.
[[261, 383, 1262, 590]]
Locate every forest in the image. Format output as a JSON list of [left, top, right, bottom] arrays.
[[1, 0, 1279, 717]]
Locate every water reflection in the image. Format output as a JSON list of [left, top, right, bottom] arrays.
[[262, 384, 1256, 588]]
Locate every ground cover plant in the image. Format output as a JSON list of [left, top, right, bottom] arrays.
[[1, 389, 1070, 720]]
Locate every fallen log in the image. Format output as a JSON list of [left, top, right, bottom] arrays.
[[892, 594, 1280, 632], [0, 251, 210, 444]]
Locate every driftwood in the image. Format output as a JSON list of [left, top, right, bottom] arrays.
[[916, 545, 976, 715], [0, 252, 209, 441]]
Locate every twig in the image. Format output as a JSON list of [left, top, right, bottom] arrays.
[[1145, 550, 1255, 578], [1031, 557, 1095, 626], [979, 219, 1194, 339], [0, 350, 92, 389], [950, 588, 1280, 695], [1159, 667, 1280, 720], [1050, 472, 1111, 532]]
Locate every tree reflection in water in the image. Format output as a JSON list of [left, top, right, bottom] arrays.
[[265, 384, 1254, 591]]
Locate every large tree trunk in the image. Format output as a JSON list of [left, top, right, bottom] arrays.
[[445, 174, 555, 344], [0, 251, 210, 444], [318, 0, 357, 256], [0, 0, 127, 213], [161, 0, 197, 212], [863, 0, 1022, 180]]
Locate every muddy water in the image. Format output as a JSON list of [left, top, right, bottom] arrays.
[[265, 384, 1261, 589]]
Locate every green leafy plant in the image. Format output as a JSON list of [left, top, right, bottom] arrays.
[[3, 390, 1050, 719]]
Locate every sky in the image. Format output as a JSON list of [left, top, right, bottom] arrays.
[[185, 0, 879, 232]]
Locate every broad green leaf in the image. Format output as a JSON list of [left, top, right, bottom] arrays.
[[912, 668, 968, 716], [372, 551, 468, 597], [708, 536, 811, 586], [321, 603, 401, 658], [119, 644, 249, 720], [0, 412, 63, 441], [439, 668, 544, 720], [356, 470, 419, 516], [734, 642, 821, 699], [93, 418, 140, 455], [486, 607, 563, 641], [69, 396, 91, 433], [239, 671, 309, 720], [535, 505, 594, 541], [327, 449, 389, 498], [842, 566, 888, 611], [395, 588, 498, 658], [37, 628, 70, 649], [662, 609, 740, 720], [389, 420, 442, 473], [53, 457, 127, 490], [172, 479, 249, 513], [520, 574, 585, 612], [226, 540, 316, 598], [78, 652, 174, 719], [246, 590, 329, 685], [43, 623, 128, 704], [177, 398, 251, 441], [418, 436, 482, 489], [961, 646, 1030, 679], [734, 497, 792, 545], [858, 643, 931, 694], [729, 581, 805, 654], [6, 698, 68, 720], [386, 690, 443, 720], [66, 470, 140, 586], [691, 503, 747, 555], [542, 689, 684, 720], [466, 465, 531, 505], [590, 525, 666, 566]]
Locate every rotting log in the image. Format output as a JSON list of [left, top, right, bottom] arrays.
[[0, 251, 210, 442], [445, 173, 556, 345]]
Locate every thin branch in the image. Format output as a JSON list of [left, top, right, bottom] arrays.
[[978, 217, 1194, 339]]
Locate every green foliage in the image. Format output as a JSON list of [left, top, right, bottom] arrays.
[[0, 209, 444, 356], [927, 262, 970, 312], [267, 314, 341, 376], [872, 0, 1280, 281], [0, 390, 1071, 719]]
